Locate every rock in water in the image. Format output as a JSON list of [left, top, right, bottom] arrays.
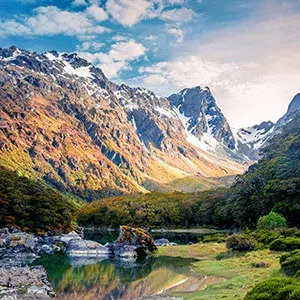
[[52, 230, 82, 245], [65, 239, 111, 257], [0, 265, 55, 299], [112, 226, 157, 260]]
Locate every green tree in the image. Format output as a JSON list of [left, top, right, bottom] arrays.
[[257, 212, 287, 230]]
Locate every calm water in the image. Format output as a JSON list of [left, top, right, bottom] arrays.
[[34, 254, 201, 299], [33, 230, 219, 299], [84, 229, 215, 245]]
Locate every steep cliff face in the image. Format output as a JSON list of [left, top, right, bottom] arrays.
[[0, 46, 247, 200], [234, 121, 275, 161], [168, 87, 236, 151], [276, 93, 300, 127]]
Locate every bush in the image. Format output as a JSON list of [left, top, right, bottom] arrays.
[[245, 278, 300, 300], [226, 234, 256, 251], [282, 228, 300, 238], [249, 229, 281, 246], [202, 234, 227, 243], [280, 250, 300, 276], [257, 212, 287, 230], [269, 237, 300, 251]]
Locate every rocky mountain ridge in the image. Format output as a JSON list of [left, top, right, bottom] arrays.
[[0, 46, 298, 200]]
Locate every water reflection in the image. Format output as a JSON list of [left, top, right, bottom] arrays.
[[84, 229, 207, 245], [34, 254, 200, 300]]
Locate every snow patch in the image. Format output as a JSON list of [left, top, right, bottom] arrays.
[[155, 107, 175, 118]]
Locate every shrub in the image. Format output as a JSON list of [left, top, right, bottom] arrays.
[[249, 229, 281, 246], [202, 234, 227, 243], [280, 250, 300, 276], [269, 237, 300, 251], [226, 234, 256, 251], [282, 228, 300, 238], [245, 278, 300, 300], [257, 212, 287, 230]]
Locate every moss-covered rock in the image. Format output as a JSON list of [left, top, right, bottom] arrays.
[[112, 226, 157, 259]]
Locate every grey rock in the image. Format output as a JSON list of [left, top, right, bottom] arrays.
[[7, 232, 38, 251], [65, 239, 111, 258], [37, 245, 54, 256], [0, 265, 55, 299], [52, 231, 82, 245]]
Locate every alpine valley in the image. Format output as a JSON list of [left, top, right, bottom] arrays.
[[0, 46, 298, 201]]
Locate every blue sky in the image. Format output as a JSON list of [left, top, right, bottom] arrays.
[[1, 0, 300, 127]]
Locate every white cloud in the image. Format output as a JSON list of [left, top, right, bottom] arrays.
[[166, 27, 184, 43], [80, 40, 147, 77], [0, 6, 109, 38], [160, 7, 195, 23], [77, 41, 104, 51], [106, 0, 151, 27], [0, 20, 31, 37], [85, 5, 108, 21], [71, 0, 88, 6], [144, 35, 158, 41], [167, 0, 185, 4], [112, 35, 129, 41], [137, 1, 300, 127], [105, 0, 195, 27]]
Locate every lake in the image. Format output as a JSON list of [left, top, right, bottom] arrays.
[[33, 229, 223, 299], [84, 228, 224, 245]]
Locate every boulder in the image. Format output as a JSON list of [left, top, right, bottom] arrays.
[[38, 244, 55, 256], [6, 231, 38, 251], [111, 226, 157, 260], [52, 230, 82, 245], [65, 239, 111, 258]]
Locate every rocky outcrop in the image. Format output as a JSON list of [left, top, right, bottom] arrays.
[[0, 265, 55, 299], [111, 226, 157, 260]]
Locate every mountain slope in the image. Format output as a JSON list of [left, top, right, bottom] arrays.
[[276, 93, 300, 127], [0, 46, 246, 200], [234, 121, 275, 161], [168, 86, 236, 151]]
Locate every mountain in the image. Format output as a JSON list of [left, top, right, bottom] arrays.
[[0, 46, 246, 200], [234, 121, 275, 161], [168, 86, 236, 151], [234, 93, 300, 161], [276, 93, 300, 127]]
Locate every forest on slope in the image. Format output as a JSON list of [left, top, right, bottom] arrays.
[[0, 167, 80, 234], [1, 114, 299, 233], [78, 115, 300, 229]]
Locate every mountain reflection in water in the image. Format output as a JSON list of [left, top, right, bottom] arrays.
[[33, 254, 202, 300]]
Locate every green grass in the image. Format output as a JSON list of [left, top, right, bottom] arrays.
[[155, 243, 285, 300]]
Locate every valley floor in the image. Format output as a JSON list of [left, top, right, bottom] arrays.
[[155, 243, 284, 299]]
